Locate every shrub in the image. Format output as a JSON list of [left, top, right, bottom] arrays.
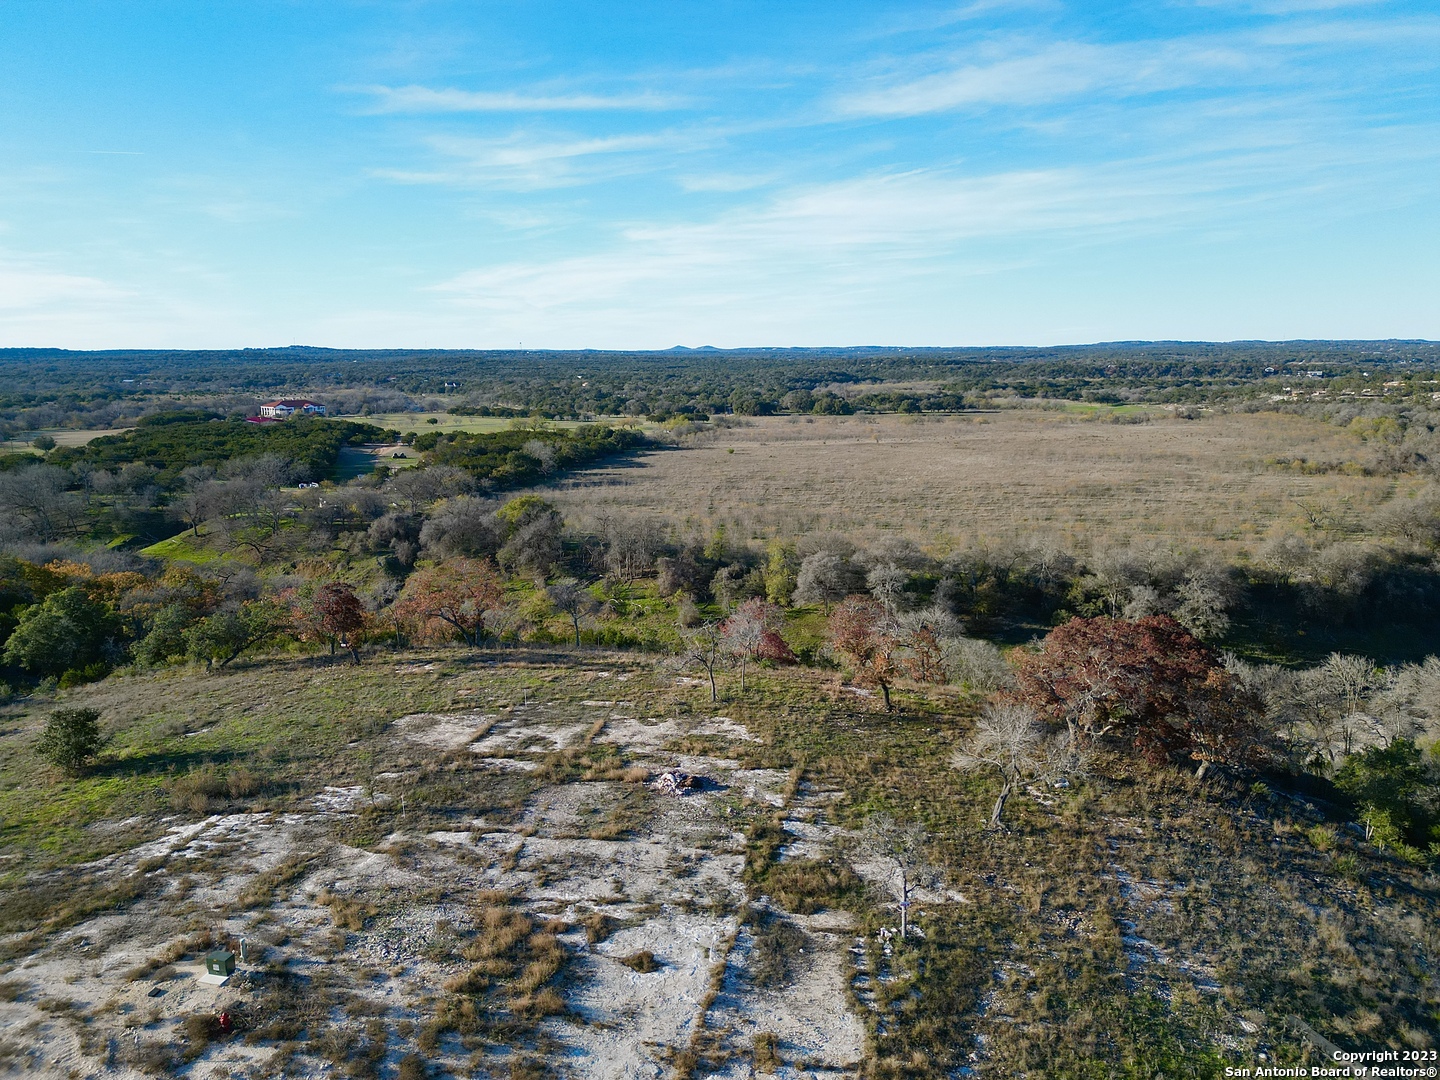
[[181, 1013, 221, 1055], [754, 1032, 782, 1073], [748, 919, 808, 988], [35, 707, 103, 775], [169, 766, 228, 815], [227, 766, 261, 798], [315, 888, 375, 931], [58, 662, 111, 688], [1336, 738, 1437, 851], [618, 950, 658, 973], [579, 911, 617, 945]]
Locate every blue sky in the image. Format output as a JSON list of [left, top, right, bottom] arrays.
[[1, 0, 1436, 348]]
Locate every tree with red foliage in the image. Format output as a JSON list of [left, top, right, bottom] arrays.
[[1010, 615, 1264, 776], [721, 598, 795, 692], [295, 581, 368, 664], [828, 596, 902, 710], [395, 558, 506, 648]]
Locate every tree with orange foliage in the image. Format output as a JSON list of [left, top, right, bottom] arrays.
[[1009, 615, 1265, 776], [827, 596, 902, 710], [395, 559, 505, 648]]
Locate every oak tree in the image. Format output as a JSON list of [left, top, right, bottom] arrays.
[[828, 596, 902, 710], [395, 558, 506, 648], [304, 581, 368, 663], [1010, 615, 1264, 775]]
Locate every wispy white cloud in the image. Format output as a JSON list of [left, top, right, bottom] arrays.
[[426, 163, 1211, 319], [424, 114, 1440, 334], [370, 130, 677, 190], [1188, 0, 1388, 13], [352, 84, 686, 114], [676, 172, 777, 192], [0, 261, 129, 312], [834, 39, 1253, 116], [1251, 14, 1440, 46], [860, 0, 1059, 39]]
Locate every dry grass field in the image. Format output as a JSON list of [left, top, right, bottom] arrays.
[[548, 410, 1406, 554], [1, 428, 132, 453]]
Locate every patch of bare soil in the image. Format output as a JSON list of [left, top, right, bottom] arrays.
[[1, 709, 870, 1079]]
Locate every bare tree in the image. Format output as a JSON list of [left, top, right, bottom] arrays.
[[168, 466, 218, 536], [720, 599, 789, 691], [1378, 486, 1440, 546], [1372, 656, 1440, 743], [1294, 653, 1381, 765], [856, 815, 939, 940], [941, 636, 1013, 693], [419, 496, 501, 559], [384, 464, 475, 510], [674, 620, 726, 703], [603, 516, 661, 582], [368, 510, 423, 565], [547, 579, 598, 647], [221, 452, 296, 489], [1083, 549, 1148, 618], [722, 606, 764, 692], [215, 485, 290, 559], [497, 499, 563, 578], [1321, 652, 1378, 721], [522, 439, 558, 474], [952, 703, 1054, 830], [1173, 563, 1238, 640], [793, 551, 853, 613], [0, 464, 82, 543], [866, 562, 910, 614]]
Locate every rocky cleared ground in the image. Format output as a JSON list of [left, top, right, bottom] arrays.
[[1, 690, 886, 1079]]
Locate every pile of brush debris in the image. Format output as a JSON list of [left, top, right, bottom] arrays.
[[653, 770, 703, 796]]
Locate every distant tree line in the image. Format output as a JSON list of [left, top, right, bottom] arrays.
[[4, 343, 1438, 438]]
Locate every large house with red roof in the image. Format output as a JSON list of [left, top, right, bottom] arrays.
[[258, 399, 327, 419]]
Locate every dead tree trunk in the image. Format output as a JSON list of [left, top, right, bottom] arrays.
[[986, 777, 1014, 832], [898, 869, 911, 938]]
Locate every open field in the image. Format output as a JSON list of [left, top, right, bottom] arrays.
[[547, 411, 1407, 553], [1, 428, 133, 452], [335, 444, 422, 481], [0, 649, 1432, 1078]]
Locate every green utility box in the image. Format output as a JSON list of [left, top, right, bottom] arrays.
[[205, 950, 236, 977]]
